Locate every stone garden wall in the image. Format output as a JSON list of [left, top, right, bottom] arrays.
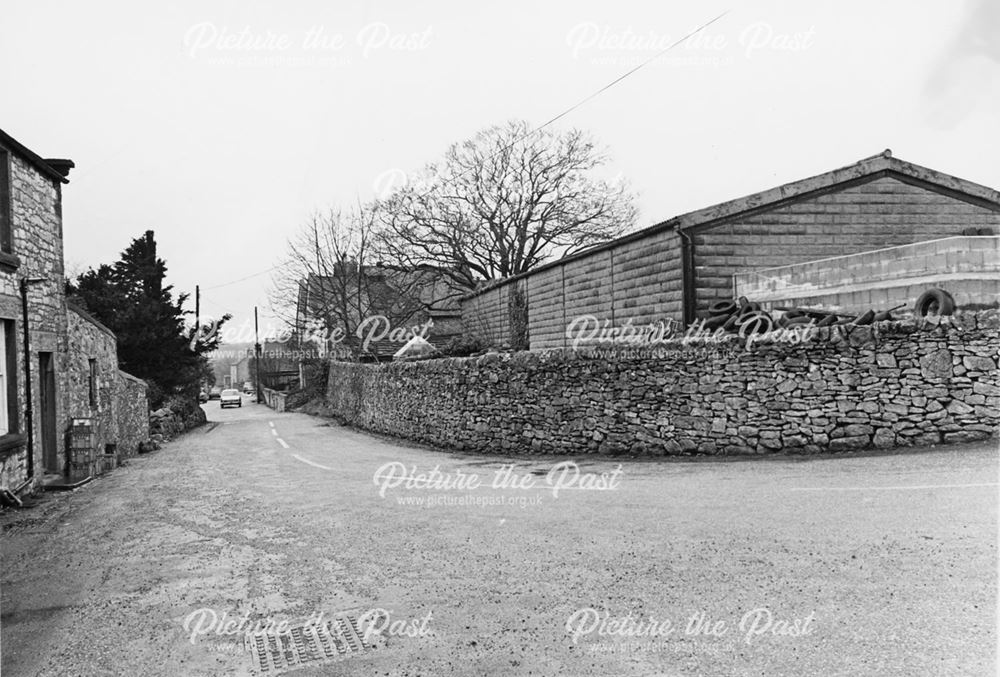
[[261, 387, 288, 412], [326, 312, 999, 455], [66, 306, 150, 464], [114, 370, 149, 456], [149, 395, 205, 446]]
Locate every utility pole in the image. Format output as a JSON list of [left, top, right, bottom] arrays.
[[254, 306, 262, 404], [195, 285, 200, 342], [189, 285, 202, 354]]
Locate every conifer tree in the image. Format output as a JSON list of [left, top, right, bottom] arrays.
[[68, 231, 229, 406]]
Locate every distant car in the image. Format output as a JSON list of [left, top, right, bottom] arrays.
[[209, 386, 222, 400], [198, 390, 209, 403], [242, 382, 254, 394], [219, 389, 242, 408]]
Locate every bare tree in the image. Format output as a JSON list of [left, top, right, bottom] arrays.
[[271, 204, 464, 358], [375, 120, 638, 289]]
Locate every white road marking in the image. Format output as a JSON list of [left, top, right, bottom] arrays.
[[276, 438, 289, 449], [790, 482, 998, 492], [292, 454, 333, 471], [269, 422, 274, 428], [271, 429, 278, 436]]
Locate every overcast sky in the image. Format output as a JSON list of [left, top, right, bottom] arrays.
[[2, 0, 997, 341]]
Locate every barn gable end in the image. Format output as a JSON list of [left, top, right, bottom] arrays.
[[691, 172, 1000, 316]]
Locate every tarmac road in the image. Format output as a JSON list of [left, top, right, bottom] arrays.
[[1, 400, 996, 676]]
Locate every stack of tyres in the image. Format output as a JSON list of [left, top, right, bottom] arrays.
[[702, 297, 772, 334], [701, 287, 956, 335], [913, 288, 956, 317]]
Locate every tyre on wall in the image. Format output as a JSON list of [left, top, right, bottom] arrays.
[[709, 300, 737, 317], [777, 314, 811, 328], [738, 311, 773, 335], [914, 288, 956, 316], [702, 313, 729, 330], [852, 309, 876, 326]]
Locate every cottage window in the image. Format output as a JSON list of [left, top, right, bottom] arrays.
[[88, 358, 98, 408], [0, 321, 14, 435]]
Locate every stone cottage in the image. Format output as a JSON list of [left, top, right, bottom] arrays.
[[296, 266, 464, 360], [0, 127, 149, 495], [462, 150, 1000, 350]]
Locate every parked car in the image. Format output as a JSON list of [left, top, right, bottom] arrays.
[[209, 386, 222, 400], [198, 390, 209, 403], [242, 382, 254, 394], [219, 389, 242, 408]]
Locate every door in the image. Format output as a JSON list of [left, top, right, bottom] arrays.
[[38, 352, 58, 473]]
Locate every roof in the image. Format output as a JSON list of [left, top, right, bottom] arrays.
[[298, 265, 465, 316], [359, 326, 462, 360], [118, 369, 147, 387], [0, 127, 72, 184], [651, 149, 999, 232], [464, 149, 1000, 300], [67, 301, 117, 340]]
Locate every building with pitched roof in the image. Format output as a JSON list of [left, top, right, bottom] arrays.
[[462, 150, 1000, 350], [0, 127, 149, 495]]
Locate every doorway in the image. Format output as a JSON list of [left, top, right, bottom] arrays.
[[38, 352, 58, 473]]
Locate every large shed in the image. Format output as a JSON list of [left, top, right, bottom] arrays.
[[461, 150, 1000, 350]]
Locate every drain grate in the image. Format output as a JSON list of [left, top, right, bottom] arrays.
[[245, 615, 372, 673]]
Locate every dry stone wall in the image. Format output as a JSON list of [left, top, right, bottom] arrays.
[[66, 306, 150, 461], [113, 371, 149, 456], [326, 312, 999, 456]]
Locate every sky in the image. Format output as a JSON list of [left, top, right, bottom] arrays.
[[2, 0, 997, 342]]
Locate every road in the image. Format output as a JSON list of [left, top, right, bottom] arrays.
[[1, 400, 997, 676]]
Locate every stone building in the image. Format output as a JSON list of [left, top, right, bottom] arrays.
[[296, 266, 463, 360], [462, 151, 1000, 350], [66, 303, 149, 462], [0, 127, 149, 495]]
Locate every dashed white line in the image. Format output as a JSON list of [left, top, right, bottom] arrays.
[[790, 482, 998, 492], [292, 454, 333, 471], [268, 421, 274, 428], [276, 438, 289, 449], [271, 429, 278, 436]]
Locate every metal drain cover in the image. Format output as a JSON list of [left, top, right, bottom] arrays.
[[245, 615, 372, 673]]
